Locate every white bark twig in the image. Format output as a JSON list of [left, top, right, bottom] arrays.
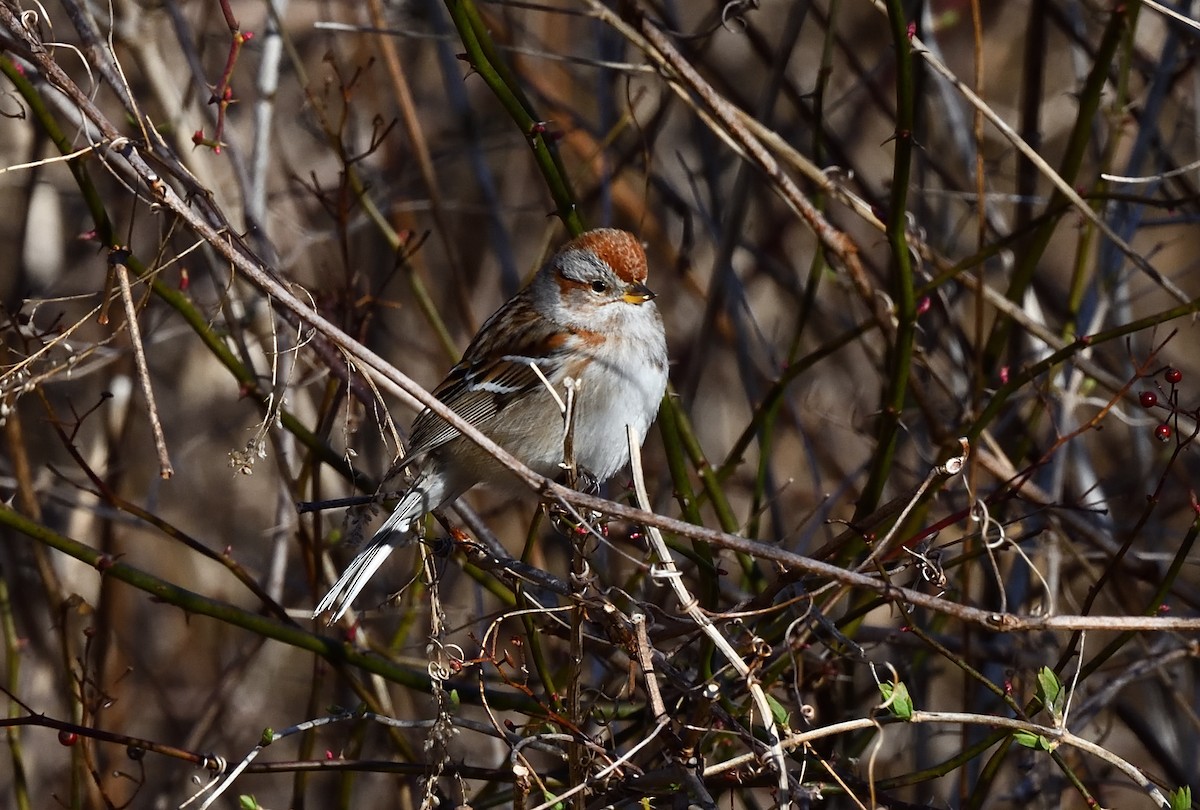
[[625, 425, 792, 809], [5, 3, 1200, 639], [855, 437, 969, 573], [706, 710, 1171, 807]]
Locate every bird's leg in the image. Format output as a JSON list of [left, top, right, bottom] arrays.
[[575, 467, 600, 495]]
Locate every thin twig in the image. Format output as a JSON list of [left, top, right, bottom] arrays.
[[626, 425, 791, 809], [869, 0, 1188, 304], [110, 249, 172, 478]]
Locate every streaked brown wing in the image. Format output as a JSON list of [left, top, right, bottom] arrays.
[[405, 306, 570, 460]]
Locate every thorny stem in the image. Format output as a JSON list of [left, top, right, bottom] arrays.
[[203, 0, 253, 152], [4, 3, 1200, 806], [443, 0, 585, 236], [856, 0, 917, 519]]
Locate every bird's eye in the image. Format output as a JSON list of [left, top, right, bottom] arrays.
[[590, 280, 608, 294]]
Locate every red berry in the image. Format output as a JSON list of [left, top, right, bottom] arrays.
[[1166, 368, 1182, 384], [58, 730, 78, 746], [1155, 424, 1172, 442], [1139, 391, 1157, 408]]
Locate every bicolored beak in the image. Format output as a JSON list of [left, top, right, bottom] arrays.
[[622, 282, 656, 305]]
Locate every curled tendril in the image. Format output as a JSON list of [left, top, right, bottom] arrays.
[[721, 0, 760, 33]]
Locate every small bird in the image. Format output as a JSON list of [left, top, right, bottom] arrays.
[[315, 228, 669, 621]]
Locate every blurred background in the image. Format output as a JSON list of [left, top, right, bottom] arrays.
[[2, 0, 1199, 808]]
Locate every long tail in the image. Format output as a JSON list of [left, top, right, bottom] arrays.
[[312, 526, 407, 622], [313, 495, 424, 622], [315, 471, 454, 622]]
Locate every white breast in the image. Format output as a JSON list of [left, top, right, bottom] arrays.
[[572, 303, 668, 481]]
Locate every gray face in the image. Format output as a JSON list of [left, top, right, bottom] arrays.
[[533, 248, 656, 333]]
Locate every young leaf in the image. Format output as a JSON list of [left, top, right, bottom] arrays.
[[1013, 731, 1056, 752], [879, 680, 914, 720], [1037, 666, 1065, 723], [765, 693, 790, 726]]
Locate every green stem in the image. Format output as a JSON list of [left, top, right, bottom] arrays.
[[0, 567, 31, 810], [857, 0, 917, 517], [443, 0, 585, 236], [1, 56, 114, 245], [1072, 491, 1200, 680], [0, 503, 540, 711], [981, 4, 1134, 369], [967, 295, 1200, 444]]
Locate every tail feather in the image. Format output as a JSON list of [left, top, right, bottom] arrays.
[[313, 513, 412, 622], [375, 496, 417, 538], [314, 469, 456, 622]]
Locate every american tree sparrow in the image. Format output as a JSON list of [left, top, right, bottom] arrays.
[[315, 228, 669, 621]]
